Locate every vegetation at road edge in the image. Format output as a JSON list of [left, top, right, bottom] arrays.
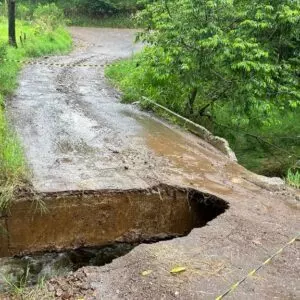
[[6, 0, 141, 28], [106, 0, 300, 187], [0, 3, 72, 208]]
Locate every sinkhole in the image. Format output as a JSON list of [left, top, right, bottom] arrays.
[[0, 185, 229, 291]]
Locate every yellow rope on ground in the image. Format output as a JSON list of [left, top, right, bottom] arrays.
[[215, 232, 300, 300], [1, 58, 104, 68]]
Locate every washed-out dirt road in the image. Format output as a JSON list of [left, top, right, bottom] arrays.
[[5, 28, 300, 299]]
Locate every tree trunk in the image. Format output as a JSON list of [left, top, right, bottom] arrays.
[[185, 87, 198, 115], [8, 0, 17, 47]]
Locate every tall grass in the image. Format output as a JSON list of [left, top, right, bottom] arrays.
[[286, 169, 300, 189], [0, 98, 26, 209], [0, 15, 72, 207]]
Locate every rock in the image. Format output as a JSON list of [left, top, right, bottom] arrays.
[[247, 173, 285, 191], [56, 288, 63, 297]]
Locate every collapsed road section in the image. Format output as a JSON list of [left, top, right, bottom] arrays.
[[0, 185, 228, 257]]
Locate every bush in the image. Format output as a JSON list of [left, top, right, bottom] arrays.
[[57, 0, 140, 17], [16, 3, 32, 20], [33, 3, 65, 32], [0, 1, 7, 17], [86, 0, 118, 15], [0, 43, 6, 60]]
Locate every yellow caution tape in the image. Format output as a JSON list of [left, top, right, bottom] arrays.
[[1, 58, 104, 68], [215, 232, 300, 300]]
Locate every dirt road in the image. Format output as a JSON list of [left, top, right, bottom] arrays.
[[8, 27, 236, 193], [7, 28, 300, 299]]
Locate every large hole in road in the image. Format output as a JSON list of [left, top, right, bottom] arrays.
[[0, 185, 229, 291]]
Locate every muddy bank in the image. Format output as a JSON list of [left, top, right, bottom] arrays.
[[0, 185, 228, 257], [0, 185, 229, 293]]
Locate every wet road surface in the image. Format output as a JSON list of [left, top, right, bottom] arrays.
[[8, 27, 235, 193]]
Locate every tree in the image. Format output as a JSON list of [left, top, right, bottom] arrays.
[[136, 0, 300, 122], [8, 0, 17, 47]]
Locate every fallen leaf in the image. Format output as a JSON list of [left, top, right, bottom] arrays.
[[170, 266, 186, 274], [141, 270, 153, 276], [231, 177, 242, 184]]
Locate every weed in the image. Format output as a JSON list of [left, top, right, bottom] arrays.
[[1, 266, 53, 299], [1, 264, 30, 296], [286, 168, 300, 189]]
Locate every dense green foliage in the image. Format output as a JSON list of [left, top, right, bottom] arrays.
[[62, 0, 140, 16], [3, 0, 141, 27], [14, 0, 140, 16], [107, 0, 300, 178], [135, 0, 299, 119], [33, 3, 65, 31], [0, 4, 72, 206]]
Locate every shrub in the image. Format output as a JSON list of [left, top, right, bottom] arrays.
[[59, 0, 140, 17], [16, 3, 32, 20], [0, 43, 6, 59], [33, 3, 65, 32], [0, 1, 7, 17]]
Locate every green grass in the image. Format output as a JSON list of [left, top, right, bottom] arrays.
[[1, 269, 53, 300], [0, 16, 72, 207], [67, 13, 136, 28], [105, 56, 141, 101], [286, 169, 300, 189]]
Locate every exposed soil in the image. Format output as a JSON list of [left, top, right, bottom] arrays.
[[0, 187, 228, 293], [1, 27, 299, 299], [0, 185, 228, 257]]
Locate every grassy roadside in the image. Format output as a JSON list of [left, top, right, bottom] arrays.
[[0, 16, 72, 208], [105, 56, 300, 188], [286, 168, 300, 189]]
